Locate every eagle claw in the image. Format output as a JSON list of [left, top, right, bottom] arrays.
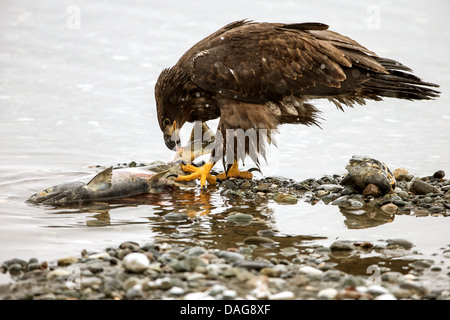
[[174, 162, 217, 188]]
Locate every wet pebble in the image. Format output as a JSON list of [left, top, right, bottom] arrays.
[[272, 192, 298, 204], [386, 239, 414, 250], [330, 241, 356, 251], [123, 253, 150, 273], [410, 180, 439, 195]]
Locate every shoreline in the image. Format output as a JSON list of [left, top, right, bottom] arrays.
[[1, 161, 449, 300]]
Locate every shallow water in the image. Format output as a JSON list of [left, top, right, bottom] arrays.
[[1, 0, 449, 286]]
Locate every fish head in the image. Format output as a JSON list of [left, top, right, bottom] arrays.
[[27, 181, 86, 205], [172, 121, 215, 164]]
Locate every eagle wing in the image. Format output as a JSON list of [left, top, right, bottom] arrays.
[[184, 20, 388, 106]]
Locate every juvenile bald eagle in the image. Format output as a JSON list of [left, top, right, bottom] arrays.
[[155, 20, 439, 188]]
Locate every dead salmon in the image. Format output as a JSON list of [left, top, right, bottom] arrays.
[[27, 162, 195, 206]]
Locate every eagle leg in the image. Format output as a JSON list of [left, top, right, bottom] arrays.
[[174, 162, 217, 188], [216, 160, 253, 181]]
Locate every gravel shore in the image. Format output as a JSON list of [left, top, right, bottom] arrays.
[[1, 160, 449, 300]]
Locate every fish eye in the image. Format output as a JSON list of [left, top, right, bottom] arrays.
[[163, 118, 171, 127]]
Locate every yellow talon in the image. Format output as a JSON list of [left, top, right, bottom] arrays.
[[215, 160, 253, 181], [175, 162, 217, 188]]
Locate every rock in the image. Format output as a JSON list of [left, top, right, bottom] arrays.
[[122, 252, 150, 273], [374, 293, 397, 300], [222, 179, 239, 190], [381, 203, 398, 214], [8, 263, 23, 275], [299, 265, 323, 277], [330, 241, 356, 251], [410, 180, 439, 195], [444, 190, 450, 200], [393, 167, 409, 179], [226, 213, 254, 224], [367, 284, 389, 296], [46, 268, 71, 280], [340, 156, 396, 195], [126, 285, 144, 299], [317, 288, 338, 299], [163, 212, 188, 221], [168, 286, 185, 296], [273, 192, 298, 204], [363, 184, 381, 197], [218, 251, 245, 263], [57, 256, 78, 266], [233, 260, 273, 270], [433, 170, 445, 179], [255, 183, 271, 192], [386, 239, 414, 250], [269, 291, 295, 300], [243, 236, 275, 245], [119, 241, 140, 251]]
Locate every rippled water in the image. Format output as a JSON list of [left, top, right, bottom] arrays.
[[1, 0, 449, 285]]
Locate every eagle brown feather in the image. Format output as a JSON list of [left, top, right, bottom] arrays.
[[155, 20, 440, 169]]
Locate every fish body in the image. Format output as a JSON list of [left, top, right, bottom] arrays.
[[27, 162, 194, 206]]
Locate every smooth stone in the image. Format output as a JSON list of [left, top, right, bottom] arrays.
[[386, 239, 414, 250], [169, 286, 185, 296], [226, 213, 254, 224], [269, 291, 295, 300], [299, 265, 324, 277], [123, 252, 150, 273], [381, 203, 398, 214], [46, 268, 71, 280], [222, 289, 238, 300], [8, 263, 23, 275], [273, 192, 298, 204], [187, 246, 207, 256], [317, 288, 338, 299], [126, 285, 144, 299], [410, 180, 439, 195], [363, 184, 381, 197], [119, 241, 140, 251], [218, 251, 245, 262], [3, 258, 27, 268], [255, 183, 271, 192], [367, 284, 389, 295], [89, 252, 110, 260], [163, 212, 188, 221], [243, 236, 275, 245], [433, 170, 445, 179], [375, 293, 397, 300], [81, 276, 102, 289], [330, 241, 356, 251], [233, 260, 273, 270], [57, 256, 78, 266]]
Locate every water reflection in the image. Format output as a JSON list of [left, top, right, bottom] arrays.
[[32, 185, 419, 275]]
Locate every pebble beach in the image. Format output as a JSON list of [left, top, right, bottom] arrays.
[[1, 161, 449, 301]]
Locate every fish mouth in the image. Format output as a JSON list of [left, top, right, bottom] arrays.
[[27, 191, 69, 205]]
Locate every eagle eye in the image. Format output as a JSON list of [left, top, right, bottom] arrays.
[[163, 118, 171, 127]]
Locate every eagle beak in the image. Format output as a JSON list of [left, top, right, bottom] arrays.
[[164, 120, 181, 151]]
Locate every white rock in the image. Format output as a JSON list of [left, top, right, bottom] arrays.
[[169, 286, 185, 296], [269, 291, 295, 300], [46, 268, 71, 280], [184, 292, 212, 300], [89, 252, 110, 260], [299, 265, 324, 277], [123, 252, 150, 273], [222, 289, 238, 300], [375, 293, 397, 300], [317, 288, 338, 299], [368, 284, 389, 295]]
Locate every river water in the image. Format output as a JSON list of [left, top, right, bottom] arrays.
[[1, 0, 449, 286]]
